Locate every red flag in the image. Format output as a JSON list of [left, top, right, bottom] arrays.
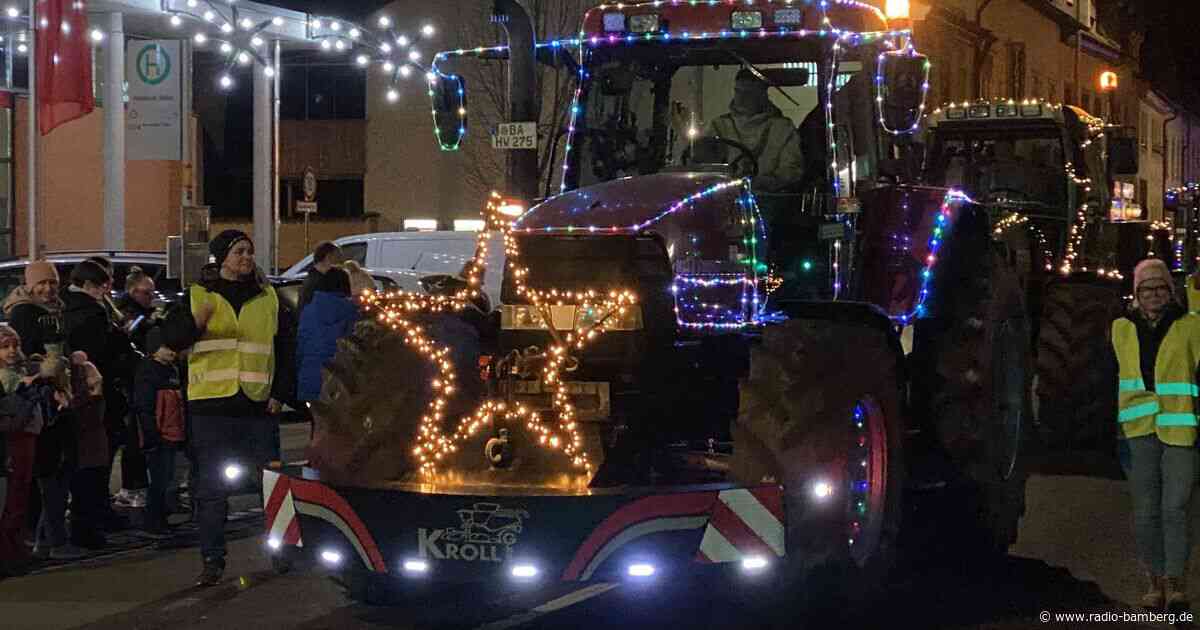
[[36, 0, 94, 135]]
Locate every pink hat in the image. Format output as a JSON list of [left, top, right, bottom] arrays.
[[1133, 258, 1173, 305]]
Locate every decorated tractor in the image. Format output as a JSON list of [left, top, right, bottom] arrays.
[[270, 0, 1034, 612], [920, 101, 1147, 450]]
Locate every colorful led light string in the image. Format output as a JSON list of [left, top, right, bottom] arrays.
[[359, 192, 638, 476], [891, 188, 972, 325], [847, 402, 870, 549], [553, 0, 911, 192], [426, 4, 912, 181], [875, 43, 931, 136]]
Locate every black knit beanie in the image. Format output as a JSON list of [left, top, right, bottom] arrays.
[[209, 229, 252, 268]]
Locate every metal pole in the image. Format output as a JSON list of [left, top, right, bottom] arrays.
[[252, 55, 272, 272], [103, 12, 125, 250], [273, 40, 281, 273], [494, 0, 539, 201], [181, 38, 193, 207], [26, 0, 36, 259]]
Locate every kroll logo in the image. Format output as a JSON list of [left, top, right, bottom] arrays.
[[417, 503, 529, 562]]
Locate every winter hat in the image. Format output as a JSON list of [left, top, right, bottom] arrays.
[[209, 230, 252, 268], [1134, 258, 1173, 293], [25, 260, 58, 287]]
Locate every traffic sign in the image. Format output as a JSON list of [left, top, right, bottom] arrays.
[[296, 201, 318, 214], [492, 122, 537, 150], [302, 166, 318, 202]]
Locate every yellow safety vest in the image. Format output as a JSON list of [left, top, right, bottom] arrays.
[[1112, 315, 1200, 446], [188, 283, 278, 403]]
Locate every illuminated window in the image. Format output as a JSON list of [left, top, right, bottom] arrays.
[[404, 219, 438, 232]]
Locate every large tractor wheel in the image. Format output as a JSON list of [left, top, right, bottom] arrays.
[[1035, 278, 1122, 450], [911, 209, 1032, 555], [309, 315, 486, 487], [307, 319, 436, 486], [731, 312, 905, 616]]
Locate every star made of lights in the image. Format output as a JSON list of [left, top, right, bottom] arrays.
[[307, 13, 437, 104], [162, 0, 282, 89], [357, 192, 637, 477]]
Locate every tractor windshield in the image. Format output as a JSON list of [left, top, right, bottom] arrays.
[[564, 39, 868, 193], [924, 129, 1070, 213]]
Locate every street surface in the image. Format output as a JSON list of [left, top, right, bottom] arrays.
[[0, 425, 1190, 629]]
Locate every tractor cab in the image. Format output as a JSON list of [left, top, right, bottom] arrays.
[[430, 1, 929, 309]]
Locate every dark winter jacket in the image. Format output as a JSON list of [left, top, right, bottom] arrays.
[[0, 377, 44, 479], [133, 357, 186, 451], [116, 293, 156, 353], [70, 362, 107, 470], [298, 269, 325, 314], [3, 287, 65, 356], [296, 291, 361, 402], [62, 287, 137, 386]]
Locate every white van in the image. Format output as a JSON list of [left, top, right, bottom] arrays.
[[282, 232, 505, 307]]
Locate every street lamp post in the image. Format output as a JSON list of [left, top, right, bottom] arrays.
[[1098, 70, 1118, 121]]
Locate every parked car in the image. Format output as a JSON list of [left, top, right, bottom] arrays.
[[0, 252, 177, 318], [280, 232, 504, 307]]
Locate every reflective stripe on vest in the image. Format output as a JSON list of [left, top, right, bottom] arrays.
[[194, 339, 239, 354], [1118, 400, 1159, 423], [187, 284, 278, 403], [1112, 317, 1200, 433], [1120, 378, 1146, 392]]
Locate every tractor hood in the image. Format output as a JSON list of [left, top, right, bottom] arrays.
[[514, 172, 747, 234]]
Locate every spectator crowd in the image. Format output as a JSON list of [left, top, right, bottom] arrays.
[[0, 239, 369, 586], [0, 256, 193, 574]]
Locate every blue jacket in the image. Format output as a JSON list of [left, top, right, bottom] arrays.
[[296, 291, 361, 402]]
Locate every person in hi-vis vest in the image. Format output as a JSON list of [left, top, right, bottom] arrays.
[[1113, 258, 1200, 612], [187, 230, 285, 588]]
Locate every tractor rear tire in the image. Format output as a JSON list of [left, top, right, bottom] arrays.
[[307, 319, 435, 486], [1035, 278, 1122, 450], [731, 315, 905, 618], [910, 213, 1032, 555]]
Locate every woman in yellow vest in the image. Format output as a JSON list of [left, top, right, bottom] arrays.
[[187, 230, 283, 587], [1114, 258, 1200, 612]]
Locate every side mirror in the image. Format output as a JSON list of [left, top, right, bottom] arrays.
[[1108, 136, 1139, 176], [877, 51, 930, 133], [430, 73, 467, 151]]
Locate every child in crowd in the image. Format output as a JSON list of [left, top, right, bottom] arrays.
[[67, 351, 107, 550], [134, 328, 187, 538], [24, 350, 83, 561], [0, 325, 44, 575]]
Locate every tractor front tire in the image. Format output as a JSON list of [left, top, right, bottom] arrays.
[[307, 319, 435, 486], [911, 213, 1032, 555], [732, 315, 905, 617]]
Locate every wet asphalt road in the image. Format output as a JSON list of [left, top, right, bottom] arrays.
[[0, 426, 1193, 630]]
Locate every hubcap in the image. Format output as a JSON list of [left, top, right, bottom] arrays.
[[848, 399, 888, 567]]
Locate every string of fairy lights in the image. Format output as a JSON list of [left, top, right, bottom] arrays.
[[359, 191, 638, 476], [891, 188, 972, 325], [160, 0, 437, 94]]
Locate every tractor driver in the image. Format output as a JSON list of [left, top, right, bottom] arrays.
[[704, 69, 805, 193]]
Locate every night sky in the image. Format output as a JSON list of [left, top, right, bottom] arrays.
[[278, 1, 1200, 110]]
